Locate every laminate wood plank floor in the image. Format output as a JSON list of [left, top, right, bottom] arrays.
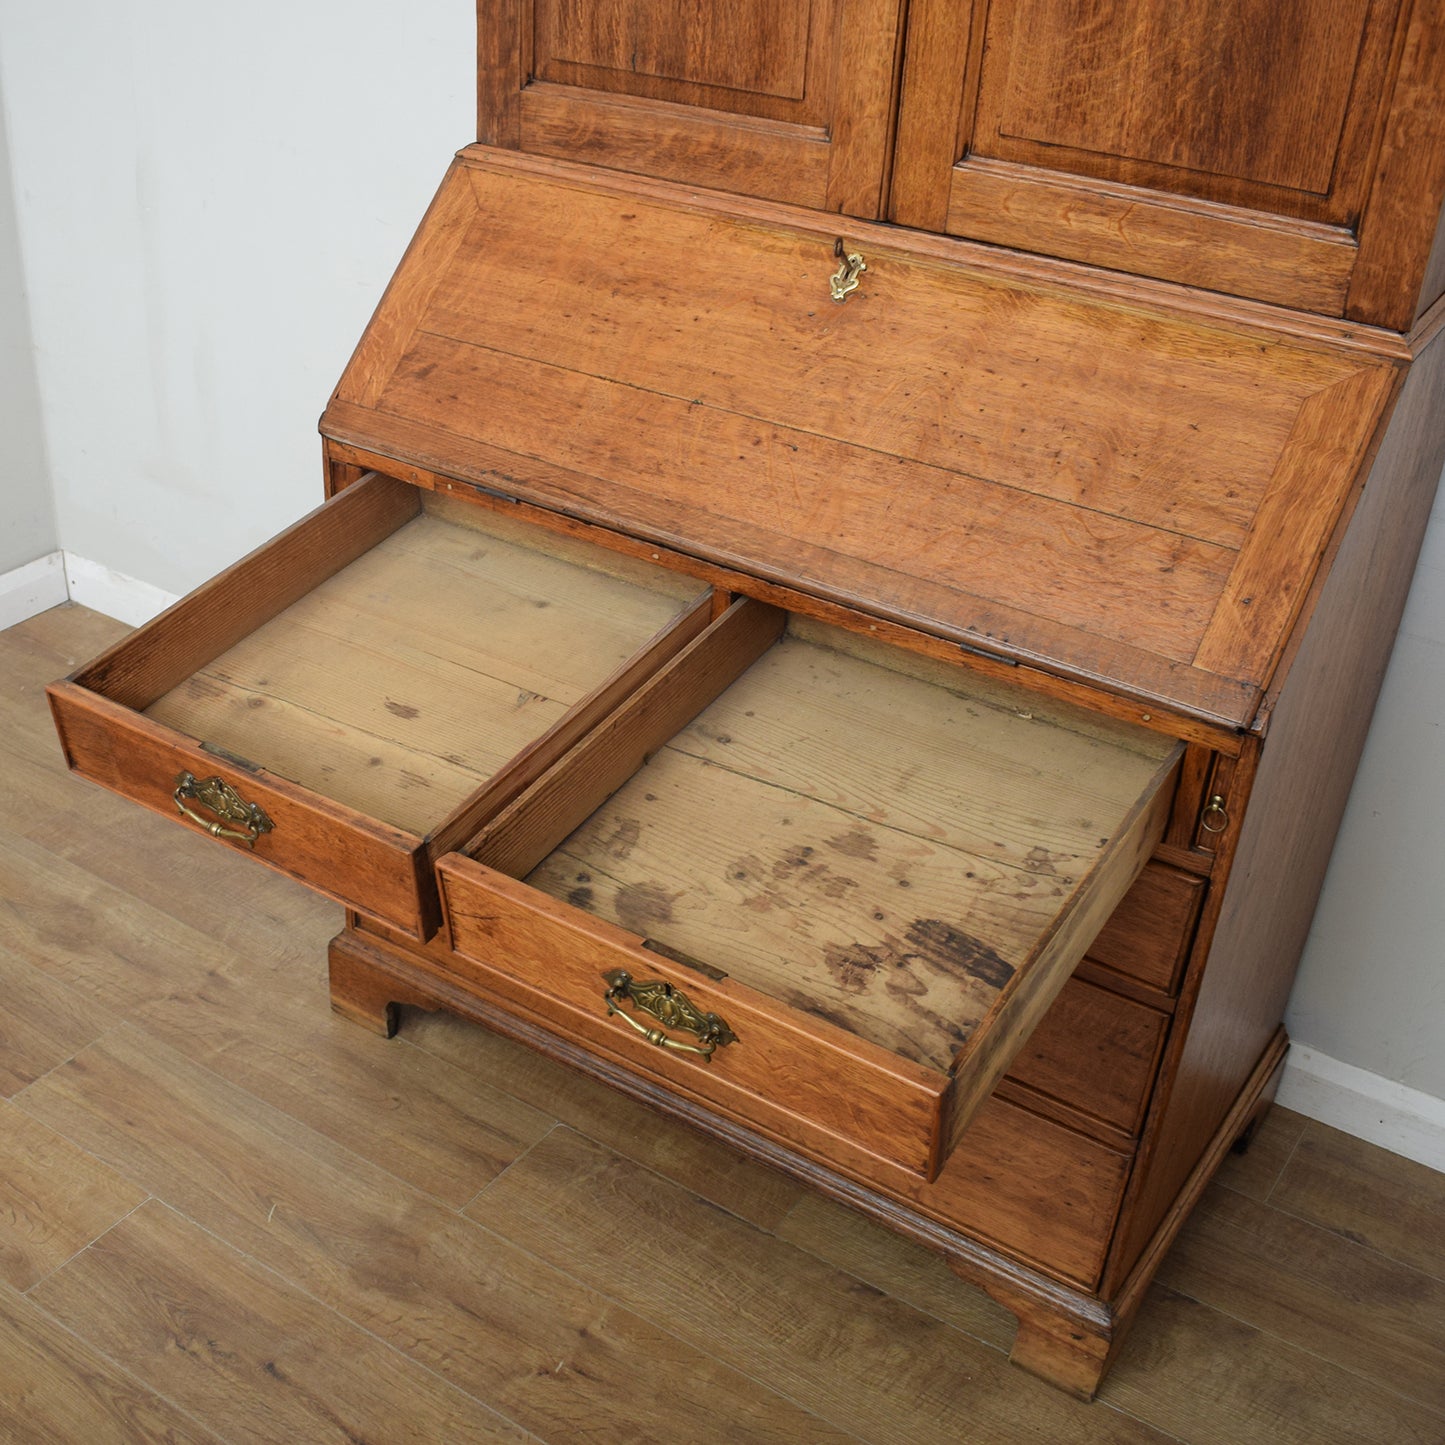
[[3, 603, 1443, 1444]]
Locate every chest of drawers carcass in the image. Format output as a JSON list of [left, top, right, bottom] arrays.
[[47, 1, 1445, 1397]]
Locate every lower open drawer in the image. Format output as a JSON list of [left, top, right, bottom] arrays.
[[47, 473, 710, 937], [438, 600, 1183, 1182]]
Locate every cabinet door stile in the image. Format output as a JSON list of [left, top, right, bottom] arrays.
[[1346, 0, 1445, 328], [888, 0, 977, 231]]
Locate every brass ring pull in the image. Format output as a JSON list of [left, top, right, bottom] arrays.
[[173, 771, 274, 848], [602, 969, 737, 1062], [1200, 794, 1229, 835]]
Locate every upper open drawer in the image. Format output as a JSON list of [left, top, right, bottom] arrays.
[[47, 474, 710, 939], [438, 601, 1182, 1184], [323, 147, 1402, 731]]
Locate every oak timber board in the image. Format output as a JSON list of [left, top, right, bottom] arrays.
[[144, 494, 699, 834], [324, 148, 1402, 729], [521, 616, 1181, 1074]]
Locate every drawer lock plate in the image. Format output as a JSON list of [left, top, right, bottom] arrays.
[[173, 771, 274, 848], [602, 969, 737, 1061]]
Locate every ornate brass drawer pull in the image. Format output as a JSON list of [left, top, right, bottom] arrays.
[[602, 968, 737, 1061], [173, 771, 274, 848], [829, 238, 866, 302]]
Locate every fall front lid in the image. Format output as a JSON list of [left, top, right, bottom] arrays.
[[323, 147, 1401, 729]]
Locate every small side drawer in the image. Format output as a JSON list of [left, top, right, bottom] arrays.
[[1082, 862, 1206, 997], [999, 976, 1169, 1146]]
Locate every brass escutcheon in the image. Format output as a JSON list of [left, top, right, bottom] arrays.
[[829, 237, 867, 302], [602, 969, 737, 1061], [173, 771, 274, 848]]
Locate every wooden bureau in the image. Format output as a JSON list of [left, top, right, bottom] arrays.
[[48, 2, 1445, 1396]]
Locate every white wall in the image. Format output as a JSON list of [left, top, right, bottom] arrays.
[[1286, 489, 1445, 1104], [0, 0, 473, 595], [0, 71, 55, 575], [1, 4, 1442, 1163]]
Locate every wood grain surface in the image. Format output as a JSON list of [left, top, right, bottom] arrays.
[[0, 1285, 220, 1444], [478, 0, 1445, 325], [521, 619, 1178, 1074], [144, 491, 699, 834], [6, 603, 1444, 1442], [888, 0, 1439, 322], [29, 1200, 530, 1442], [47, 483, 705, 937], [446, 609, 1176, 1178], [1107, 314, 1445, 1291], [339, 910, 1140, 1287], [324, 150, 1400, 726], [483, 0, 907, 215]]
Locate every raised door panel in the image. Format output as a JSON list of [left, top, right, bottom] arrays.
[[479, 0, 907, 216], [975, 0, 1381, 204], [890, 0, 1445, 322]]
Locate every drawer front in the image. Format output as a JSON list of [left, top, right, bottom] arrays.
[[1083, 861, 1206, 996], [912, 1096, 1133, 1290], [49, 685, 429, 933], [1000, 976, 1169, 1145], [439, 857, 951, 1180]]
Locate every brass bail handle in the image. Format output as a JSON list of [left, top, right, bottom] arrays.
[[829, 237, 866, 302], [173, 771, 274, 848], [602, 969, 738, 1062]]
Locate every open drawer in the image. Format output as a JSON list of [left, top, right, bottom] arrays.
[[47, 473, 711, 938], [437, 600, 1183, 1182]]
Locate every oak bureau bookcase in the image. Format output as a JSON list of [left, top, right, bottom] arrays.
[[47, 0, 1445, 1396]]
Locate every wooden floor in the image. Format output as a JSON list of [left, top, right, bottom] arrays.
[[3, 603, 1444, 1444]]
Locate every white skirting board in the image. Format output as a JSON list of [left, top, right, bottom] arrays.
[[0, 550, 68, 630], [62, 551, 179, 626], [1, 550, 178, 631], [1278, 1045, 1445, 1173], [2, 552, 1443, 1173]]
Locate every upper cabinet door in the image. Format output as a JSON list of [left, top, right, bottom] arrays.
[[478, 0, 907, 217], [890, 0, 1445, 327]]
